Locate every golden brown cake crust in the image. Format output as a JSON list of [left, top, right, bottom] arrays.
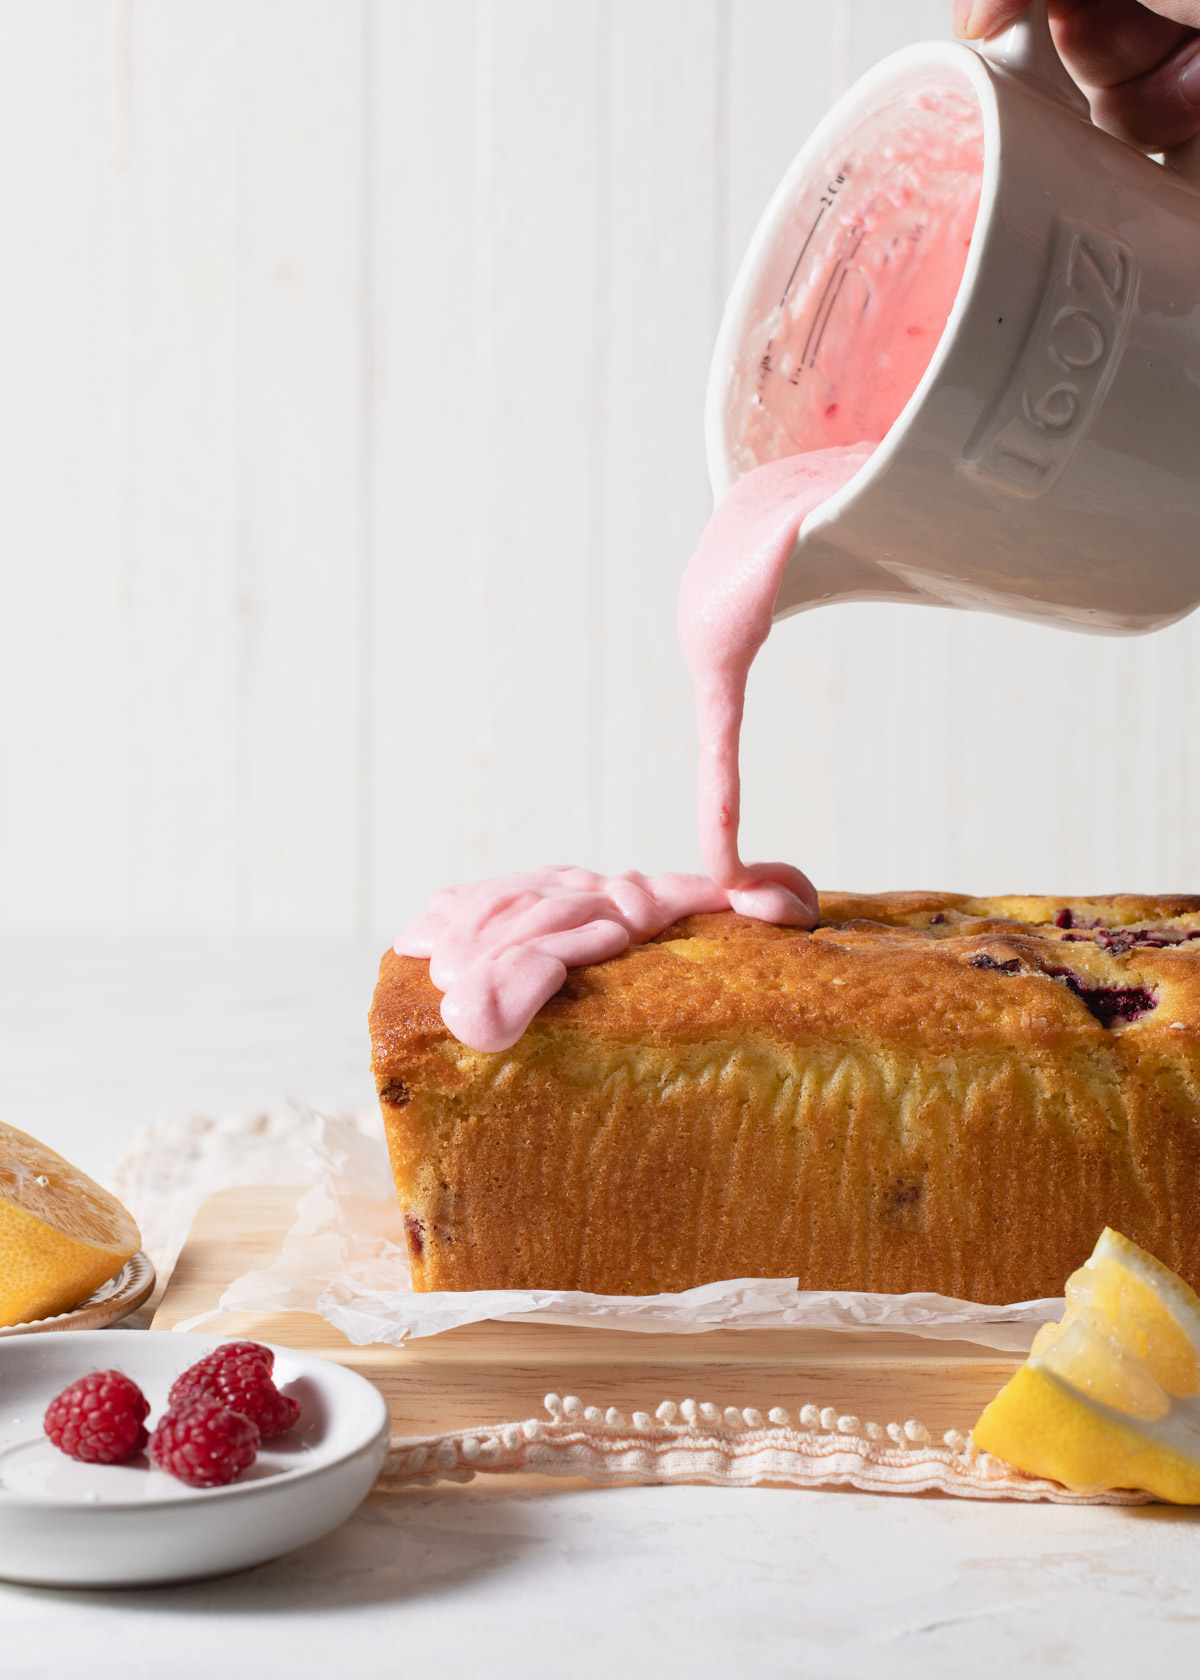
[[370, 893, 1200, 1302]]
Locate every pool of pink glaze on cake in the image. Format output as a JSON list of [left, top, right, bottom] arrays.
[[399, 867, 732, 1053], [397, 91, 984, 1052]]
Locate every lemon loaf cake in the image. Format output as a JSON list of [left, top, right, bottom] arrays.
[[368, 893, 1200, 1302]]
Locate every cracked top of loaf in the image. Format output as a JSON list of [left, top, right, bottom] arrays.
[[370, 893, 1200, 1085]]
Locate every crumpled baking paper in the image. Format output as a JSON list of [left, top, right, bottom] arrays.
[[188, 1106, 1062, 1351]]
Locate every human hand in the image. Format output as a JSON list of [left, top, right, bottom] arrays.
[[954, 1, 1200, 150]]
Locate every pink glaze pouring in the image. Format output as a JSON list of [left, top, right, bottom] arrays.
[[398, 448, 869, 1056], [397, 93, 984, 1052], [676, 444, 872, 923]]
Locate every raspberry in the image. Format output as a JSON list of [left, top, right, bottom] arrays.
[[170, 1340, 274, 1391], [168, 1342, 299, 1437], [149, 1397, 260, 1488], [44, 1370, 150, 1464]]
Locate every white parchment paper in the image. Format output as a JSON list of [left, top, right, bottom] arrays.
[[195, 1107, 1062, 1351]]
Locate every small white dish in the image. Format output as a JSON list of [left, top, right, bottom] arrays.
[[0, 1252, 156, 1338], [0, 1330, 390, 1586]]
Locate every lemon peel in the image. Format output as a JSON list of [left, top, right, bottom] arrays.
[[0, 1120, 141, 1327], [974, 1228, 1200, 1502]]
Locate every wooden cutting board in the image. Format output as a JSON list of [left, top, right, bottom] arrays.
[[152, 1186, 1024, 1438]]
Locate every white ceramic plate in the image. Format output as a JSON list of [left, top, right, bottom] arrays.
[[0, 1330, 391, 1586], [0, 1253, 156, 1338]]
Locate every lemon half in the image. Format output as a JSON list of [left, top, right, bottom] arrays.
[[0, 1121, 141, 1327], [974, 1228, 1200, 1503]]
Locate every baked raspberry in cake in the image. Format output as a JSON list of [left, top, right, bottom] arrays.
[[369, 893, 1200, 1303]]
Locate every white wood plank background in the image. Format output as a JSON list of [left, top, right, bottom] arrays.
[[3, 0, 1200, 939]]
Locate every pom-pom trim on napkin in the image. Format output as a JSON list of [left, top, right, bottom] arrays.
[[378, 1392, 1153, 1504]]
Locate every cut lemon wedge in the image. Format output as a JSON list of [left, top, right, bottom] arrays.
[[974, 1228, 1200, 1502], [0, 1121, 141, 1327]]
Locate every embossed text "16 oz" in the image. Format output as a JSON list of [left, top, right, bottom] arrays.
[[966, 219, 1137, 496]]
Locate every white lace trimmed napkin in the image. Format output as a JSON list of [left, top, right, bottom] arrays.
[[377, 1393, 1151, 1505]]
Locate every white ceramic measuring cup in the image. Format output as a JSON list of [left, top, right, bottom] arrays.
[[708, 0, 1200, 634]]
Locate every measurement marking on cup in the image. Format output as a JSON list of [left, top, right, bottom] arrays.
[[777, 173, 846, 310], [777, 206, 827, 313], [798, 223, 866, 375], [965, 218, 1137, 496], [757, 172, 851, 397], [802, 252, 858, 374]]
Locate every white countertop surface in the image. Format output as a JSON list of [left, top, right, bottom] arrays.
[[4, 938, 1200, 1678]]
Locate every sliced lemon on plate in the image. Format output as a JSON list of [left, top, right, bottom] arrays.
[[0, 1120, 141, 1327], [974, 1227, 1200, 1502]]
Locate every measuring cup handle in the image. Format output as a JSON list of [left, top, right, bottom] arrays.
[[975, 2, 1200, 188], [974, 0, 1089, 114]]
